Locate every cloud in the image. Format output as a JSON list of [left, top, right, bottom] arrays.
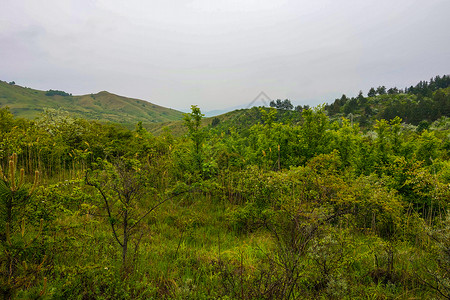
[[1, 0, 449, 111]]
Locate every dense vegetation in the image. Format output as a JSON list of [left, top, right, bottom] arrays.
[[0, 77, 449, 299], [326, 75, 450, 127], [45, 90, 72, 97]]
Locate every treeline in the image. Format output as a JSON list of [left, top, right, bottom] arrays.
[[327, 75, 450, 126], [364, 75, 450, 97], [405, 75, 450, 96], [249, 75, 450, 129], [45, 89, 72, 97]]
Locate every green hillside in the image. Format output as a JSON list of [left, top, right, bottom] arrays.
[[0, 81, 184, 124], [144, 109, 244, 136]]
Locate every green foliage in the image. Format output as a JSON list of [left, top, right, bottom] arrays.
[[330, 117, 361, 167], [299, 106, 331, 160], [368, 87, 377, 97], [324, 75, 450, 128], [211, 117, 220, 127], [45, 89, 72, 97], [415, 130, 441, 165], [85, 157, 153, 271], [269, 99, 294, 110], [0, 84, 449, 298], [183, 105, 207, 176], [0, 154, 46, 299]]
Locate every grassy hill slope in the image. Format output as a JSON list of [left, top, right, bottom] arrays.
[[0, 81, 183, 124], [144, 109, 247, 136]]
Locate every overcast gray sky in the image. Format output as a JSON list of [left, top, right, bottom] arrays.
[[1, 0, 449, 112]]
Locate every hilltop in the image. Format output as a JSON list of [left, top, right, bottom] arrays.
[[0, 81, 184, 125]]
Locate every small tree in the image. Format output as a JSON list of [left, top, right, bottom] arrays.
[[183, 105, 206, 175], [86, 158, 147, 272], [376, 86, 387, 95], [85, 158, 183, 274], [281, 99, 293, 110], [271, 99, 293, 110], [0, 153, 43, 299], [295, 105, 303, 113], [368, 88, 377, 97]]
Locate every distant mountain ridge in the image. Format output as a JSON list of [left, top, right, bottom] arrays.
[[0, 81, 184, 124], [204, 104, 256, 117]]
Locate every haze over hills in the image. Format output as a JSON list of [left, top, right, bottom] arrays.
[[204, 105, 262, 117], [0, 81, 184, 124]]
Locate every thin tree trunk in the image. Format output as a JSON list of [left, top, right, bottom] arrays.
[[122, 209, 128, 267]]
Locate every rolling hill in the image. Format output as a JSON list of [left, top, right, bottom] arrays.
[[0, 81, 184, 125], [144, 109, 246, 136]]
